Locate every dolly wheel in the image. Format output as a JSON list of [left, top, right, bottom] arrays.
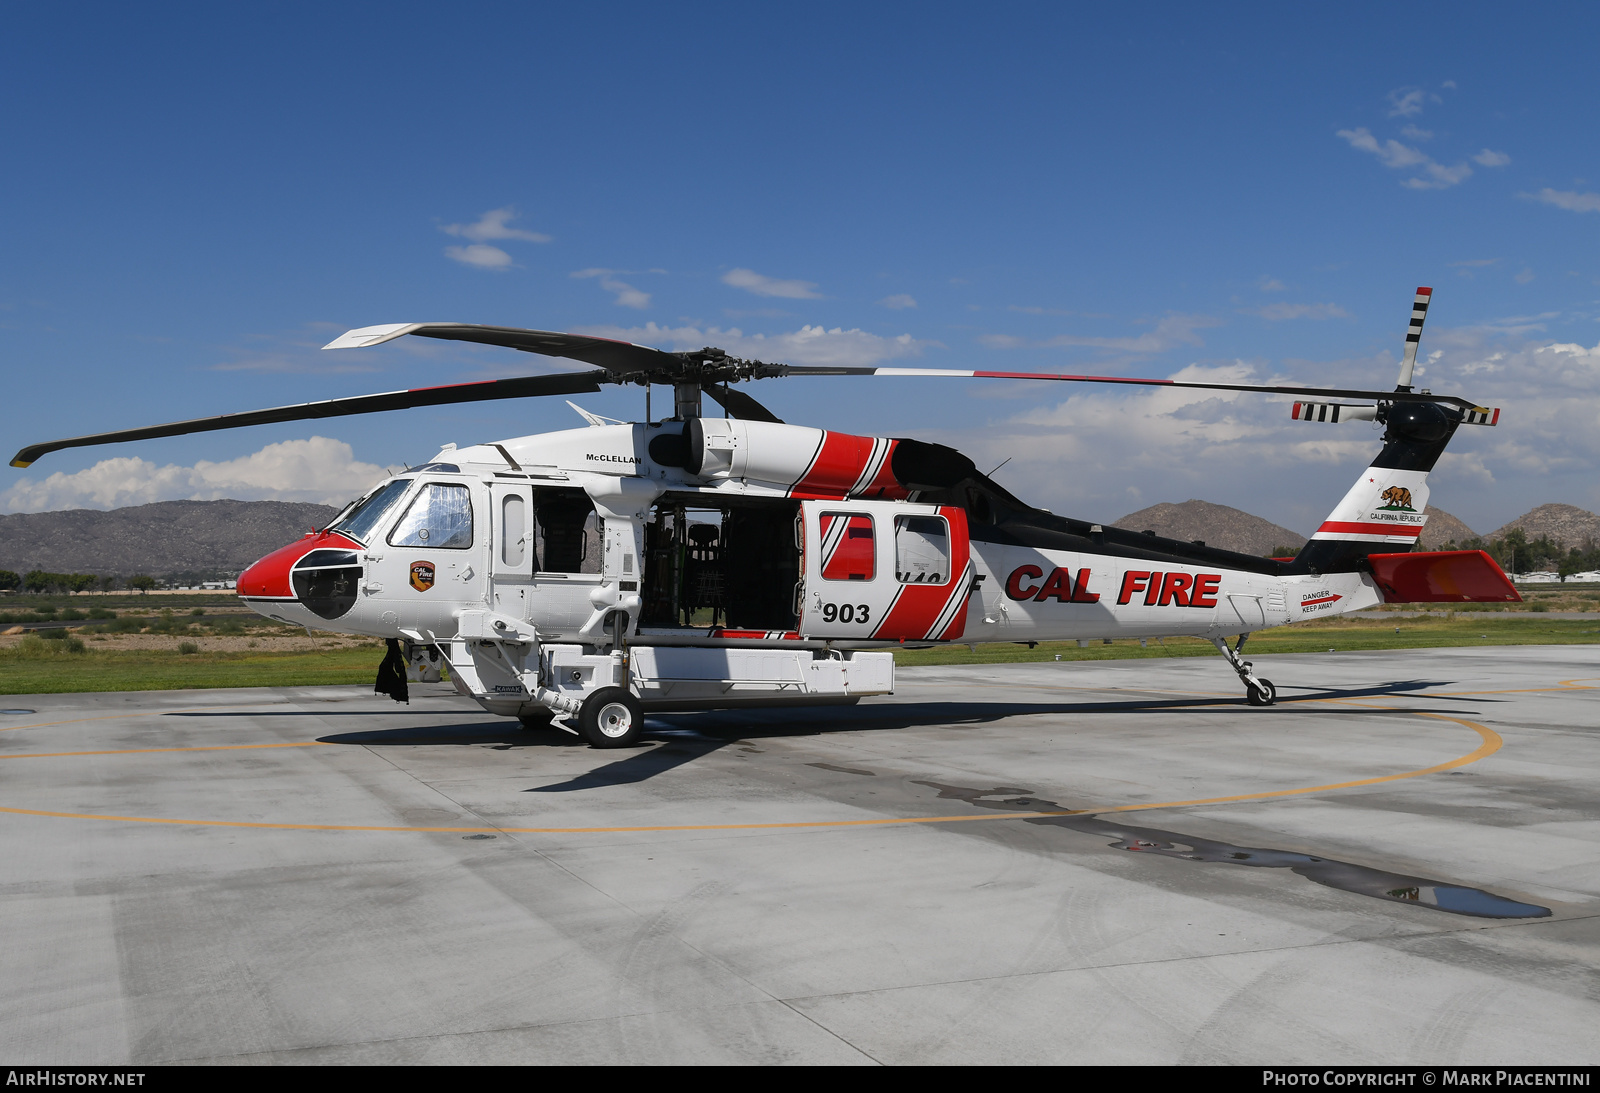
[[1246, 679, 1277, 707], [579, 688, 644, 748]]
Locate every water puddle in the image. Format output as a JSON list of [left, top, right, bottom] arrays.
[[913, 781, 1550, 920]]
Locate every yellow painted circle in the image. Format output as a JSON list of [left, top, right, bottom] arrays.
[[0, 687, 1563, 836]]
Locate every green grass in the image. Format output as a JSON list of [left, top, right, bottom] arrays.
[[0, 641, 388, 694], [3, 615, 1596, 694], [892, 615, 1600, 667]]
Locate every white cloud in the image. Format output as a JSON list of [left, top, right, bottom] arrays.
[[1472, 148, 1511, 167], [1527, 189, 1600, 213], [570, 269, 651, 309], [441, 207, 551, 244], [721, 268, 822, 299], [576, 322, 933, 366], [1257, 277, 1288, 292], [1400, 124, 1434, 141], [1515, 268, 1535, 284], [1, 438, 387, 514], [1338, 127, 1472, 190], [1386, 88, 1435, 117], [1403, 161, 1473, 190], [879, 294, 918, 310], [444, 243, 515, 269], [1240, 303, 1351, 321], [439, 207, 550, 269], [1449, 258, 1500, 268], [931, 326, 1600, 533], [1338, 127, 1428, 168]]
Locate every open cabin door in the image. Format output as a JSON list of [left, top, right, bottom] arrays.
[[798, 500, 973, 642], [489, 481, 535, 620]]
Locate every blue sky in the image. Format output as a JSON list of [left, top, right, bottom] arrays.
[[4, 3, 1598, 536]]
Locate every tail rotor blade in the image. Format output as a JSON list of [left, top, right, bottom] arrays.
[[1397, 286, 1432, 390]]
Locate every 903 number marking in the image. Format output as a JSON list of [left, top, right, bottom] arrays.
[[820, 603, 871, 624]]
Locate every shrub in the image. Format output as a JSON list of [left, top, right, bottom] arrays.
[[190, 608, 205, 617], [59, 608, 86, 621], [87, 607, 115, 619], [177, 641, 200, 655], [9, 633, 86, 657], [38, 628, 71, 641]]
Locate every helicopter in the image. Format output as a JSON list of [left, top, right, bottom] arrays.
[[12, 287, 1518, 748]]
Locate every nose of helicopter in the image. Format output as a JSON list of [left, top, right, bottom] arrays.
[[238, 531, 364, 620]]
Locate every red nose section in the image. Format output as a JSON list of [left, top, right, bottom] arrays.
[[238, 531, 361, 599]]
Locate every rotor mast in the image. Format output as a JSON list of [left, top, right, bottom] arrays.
[[674, 382, 702, 420]]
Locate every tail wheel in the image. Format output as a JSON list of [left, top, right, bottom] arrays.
[[1247, 679, 1277, 707], [578, 687, 644, 748]]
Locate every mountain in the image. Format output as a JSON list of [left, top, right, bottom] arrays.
[[1112, 500, 1306, 556], [1487, 504, 1600, 548], [0, 500, 340, 578], [1417, 506, 1477, 550]]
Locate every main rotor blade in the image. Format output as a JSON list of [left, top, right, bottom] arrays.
[[11, 370, 608, 468], [775, 365, 1491, 413], [324, 323, 682, 376], [702, 383, 784, 423]]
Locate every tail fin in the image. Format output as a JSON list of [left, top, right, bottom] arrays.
[[1295, 286, 1462, 574], [1292, 401, 1458, 572]]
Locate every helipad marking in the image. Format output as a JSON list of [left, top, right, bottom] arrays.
[[0, 700, 1504, 835], [0, 741, 335, 760], [0, 703, 294, 733]]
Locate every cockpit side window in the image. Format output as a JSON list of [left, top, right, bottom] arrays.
[[388, 482, 474, 549], [328, 478, 413, 545]]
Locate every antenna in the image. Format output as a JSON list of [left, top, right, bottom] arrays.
[[1396, 286, 1431, 391]]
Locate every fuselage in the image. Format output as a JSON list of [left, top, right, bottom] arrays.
[[237, 418, 1383, 650]]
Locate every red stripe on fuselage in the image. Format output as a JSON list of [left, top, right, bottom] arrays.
[[791, 432, 881, 499], [1315, 520, 1424, 537]]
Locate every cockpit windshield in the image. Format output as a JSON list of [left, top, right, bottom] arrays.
[[328, 478, 413, 544]]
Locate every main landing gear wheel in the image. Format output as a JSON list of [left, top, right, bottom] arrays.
[[578, 687, 644, 748], [1246, 678, 1277, 706]]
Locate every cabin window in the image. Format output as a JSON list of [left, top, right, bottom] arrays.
[[819, 512, 876, 581], [388, 482, 474, 549], [500, 494, 527, 567], [535, 489, 602, 574], [895, 515, 949, 584], [329, 478, 413, 545]]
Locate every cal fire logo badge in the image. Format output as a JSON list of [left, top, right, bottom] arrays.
[[409, 561, 435, 592]]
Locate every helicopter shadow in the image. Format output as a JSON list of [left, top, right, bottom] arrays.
[[524, 677, 1487, 793], [290, 676, 1489, 793]]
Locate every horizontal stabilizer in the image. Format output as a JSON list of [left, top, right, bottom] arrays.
[[1461, 407, 1501, 426], [1366, 550, 1521, 604], [1291, 402, 1377, 423]]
